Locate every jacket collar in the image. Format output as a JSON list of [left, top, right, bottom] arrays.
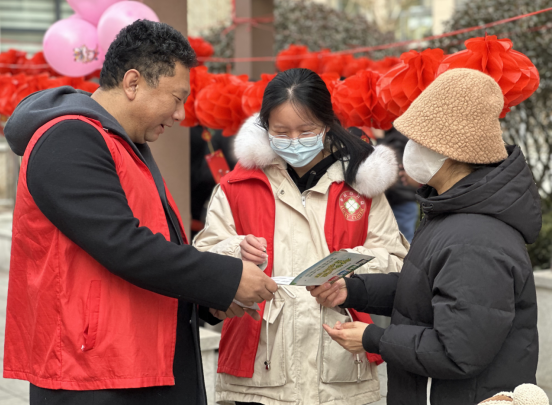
[[234, 114, 399, 198]]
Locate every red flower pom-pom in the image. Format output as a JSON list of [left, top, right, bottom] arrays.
[[437, 34, 539, 118], [377, 48, 445, 118], [0, 50, 26, 74], [371, 56, 401, 74], [276, 45, 309, 71], [321, 53, 354, 76], [318, 72, 340, 97], [342, 57, 374, 78], [332, 70, 396, 130], [181, 66, 216, 128], [299, 49, 331, 73], [188, 37, 214, 59], [195, 74, 250, 136], [241, 73, 276, 116]]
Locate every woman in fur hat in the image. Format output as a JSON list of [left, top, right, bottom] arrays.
[[310, 68, 541, 405], [193, 68, 409, 405]]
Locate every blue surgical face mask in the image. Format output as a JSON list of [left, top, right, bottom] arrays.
[[269, 131, 325, 168]]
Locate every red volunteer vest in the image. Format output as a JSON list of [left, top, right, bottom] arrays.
[[218, 165, 382, 379], [4, 115, 187, 390]]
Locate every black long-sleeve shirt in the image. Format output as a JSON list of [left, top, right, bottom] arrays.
[[26, 120, 242, 405]]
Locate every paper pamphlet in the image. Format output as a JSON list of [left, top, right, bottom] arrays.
[[274, 251, 374, 286], [233, 251, 374, 310]]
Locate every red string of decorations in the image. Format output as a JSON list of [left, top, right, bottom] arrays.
[[194, 73, 250, 136], [331, 70, 396, 130], [241, 73, 276, 116], [377, 48, 445, 117], [437, 34, 539, 118], [196, 7, 551, 64]]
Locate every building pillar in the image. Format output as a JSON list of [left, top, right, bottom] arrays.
[[233, 0, 275, 80], [143, 0, 191, 239]]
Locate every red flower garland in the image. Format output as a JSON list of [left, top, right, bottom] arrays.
[[195, 74, 250, 136], [0, 72, 98, 117], [377, 48, 445, 118], [181, 66, 216, 128], [371, 56, 401, 74], [299, 50, 327, 73], [276, 44, 309, 71], [241, 73, 276, 116], [437, 34, 539, 118], [321, 53, 354, 76], [188, 37, 215, 60], [318, 72, 340, 97], [343, 57, 374, 78], [332, 70, 396, 130]]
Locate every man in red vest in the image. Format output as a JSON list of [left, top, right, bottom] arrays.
[[2, 20, 277, 405]]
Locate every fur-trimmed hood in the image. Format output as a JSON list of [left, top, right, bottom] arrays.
[[233, 114, 399, 198]]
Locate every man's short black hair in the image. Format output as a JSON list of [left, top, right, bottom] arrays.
[[100, 20, 197, 89]]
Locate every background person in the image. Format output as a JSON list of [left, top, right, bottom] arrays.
[[194, 68, 409, 405], [309, 68, 541, 405], [3, 20, 277, 405]]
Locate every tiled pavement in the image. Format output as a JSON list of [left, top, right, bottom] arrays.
[[0, 270, 29, 404]]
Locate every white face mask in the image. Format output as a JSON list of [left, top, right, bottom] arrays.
[[403, 140, 448, 185]]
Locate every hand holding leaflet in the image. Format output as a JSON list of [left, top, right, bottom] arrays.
[[273, 251, 374, 286]]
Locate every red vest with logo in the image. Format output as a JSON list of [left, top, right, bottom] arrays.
[[218, 165, 382, 379], [3, 115, 187, 390]]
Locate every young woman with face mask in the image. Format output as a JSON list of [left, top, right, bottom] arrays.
[[193, 68, 409, 405], [310, 68, 542, 405]]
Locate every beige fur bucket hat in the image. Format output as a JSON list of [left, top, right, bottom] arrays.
[[394, 68, 508, 164]]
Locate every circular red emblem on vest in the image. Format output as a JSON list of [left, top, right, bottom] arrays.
[[339, 190, 366, 221]]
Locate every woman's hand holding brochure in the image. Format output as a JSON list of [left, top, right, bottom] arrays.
[[307, 278, 348, 307]]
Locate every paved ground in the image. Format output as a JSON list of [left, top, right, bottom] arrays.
[[0, 270, 29, 404]]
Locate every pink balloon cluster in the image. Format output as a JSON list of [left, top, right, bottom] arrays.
[[43, 1, 159, 77]]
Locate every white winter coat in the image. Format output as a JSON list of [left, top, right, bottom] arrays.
[[194, 116, 409, 405]]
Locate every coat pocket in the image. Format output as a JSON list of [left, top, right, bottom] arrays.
[[224, 298, 287, 388], [81, 280, 101, 352], [320, 307, 374, 384]]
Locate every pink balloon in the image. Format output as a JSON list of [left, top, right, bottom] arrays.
[[97, 1, 159, 53], [43, 18, 102, 77], [67, 0, 123, 26]]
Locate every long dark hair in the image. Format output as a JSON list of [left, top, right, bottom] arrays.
[[258, 68, 374, 185]]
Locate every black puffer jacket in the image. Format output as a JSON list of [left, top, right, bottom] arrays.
[[343, 145, 541, 405]]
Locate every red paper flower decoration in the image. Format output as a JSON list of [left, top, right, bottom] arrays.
[[318, 72, 340, 97], [195, 74, 250, 136], [343, 57, 374, 78], [0, 50, 26, 74], [437, 34, 539, 118], [321, 53, 354, 76], [241, 73, 276, 117], [276, 45, 309, 71], [371, 56, 401, 74], [299, 49, 332, 73], [180, 66, 216, 128], [332, 70, 396, 130], [377, 48, 445, 118], [0, 70, 99, 118], [188, 37, 215, 59]]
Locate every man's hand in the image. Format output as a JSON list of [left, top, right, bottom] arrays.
[[235, 261, 278, 304], [209, 303, 261, 321], [240, 235, 268, 265], [307, 278, 347, 308], [323, 321, 367, 354]]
